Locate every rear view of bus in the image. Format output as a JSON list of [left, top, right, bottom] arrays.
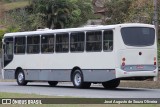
[[116, 24, 158, 81]]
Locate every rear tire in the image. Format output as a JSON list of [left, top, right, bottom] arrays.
[[16, 69, 28, 86], [48, 81, 58, 87], [102, 79, 120, 89], [72, 69, 91, 88]]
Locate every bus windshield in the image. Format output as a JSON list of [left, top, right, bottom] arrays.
[[121, 27, 155, 46]]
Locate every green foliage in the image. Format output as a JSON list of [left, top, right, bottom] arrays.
[[0, 30, 5, 42], [68, 0, 93, 27], [2, 0, 160, 30], [1, 0, 93, 32], [125, 0, 154, 24], [0, 26, 19, 42], [0, 25, 19, 49], [1, 0, 12, 3], [30, 0, 72, 29], [5, 10, 32, 31], [104, 0, 160, 25], [29, 0, 93, 29], [104, 0, 133, 24], [5, 25, 20, 33]]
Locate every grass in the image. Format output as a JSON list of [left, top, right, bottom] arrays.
[[0, 78, 16, 82], [0, 79, 15, 82], [0, 92, 53, 98], [4, 1, 29, 11], [0, 92, 160, 107], [120, 81, 160, 89]]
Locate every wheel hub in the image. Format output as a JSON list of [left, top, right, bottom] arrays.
[[18, 73, 24, 83], [74, 73, 81, 86]]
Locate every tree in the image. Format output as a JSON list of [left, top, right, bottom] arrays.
[[125, 0, 160, 38], [103, 0, 160, 25], [30, 0, 71, 29], [125, 0, 154, 24], [0, 25, 19, 48], [29, 0, 93, 29], [104, 0, 133, 24], [68, 0, 93, 27]]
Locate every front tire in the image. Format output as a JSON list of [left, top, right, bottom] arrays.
[[48, 81, 58, 87], [16, 69, 28, 86], [102, 79, 120, 89], [72, 69, 91, 88]]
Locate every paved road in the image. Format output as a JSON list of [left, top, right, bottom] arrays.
[[0, 82, 160, 98]]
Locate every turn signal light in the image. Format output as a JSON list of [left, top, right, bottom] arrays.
[[122, 57, 126, 67], [122, 62, 125, 66], [154, 57, 157, 65]]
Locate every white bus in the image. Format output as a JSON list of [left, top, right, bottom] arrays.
[[1, 23, 158, 89]]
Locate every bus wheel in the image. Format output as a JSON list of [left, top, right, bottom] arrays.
[[72, 69, 91, 88], [16, 69, 28, 86], [102, 79, 120, 89], [48, 81, 58, 87]]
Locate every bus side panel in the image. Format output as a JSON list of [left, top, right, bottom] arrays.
[[25, 70, 39, 81], [82, 69, 116, 82], [3, 70, 15, 79], [25, 70, 71, 81], [24, 69, 116, 82]]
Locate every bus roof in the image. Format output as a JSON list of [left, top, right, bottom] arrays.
[[4, 23, 155, 37]]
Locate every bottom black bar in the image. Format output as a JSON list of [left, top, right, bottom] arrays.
[[0, 98, 160, 104]]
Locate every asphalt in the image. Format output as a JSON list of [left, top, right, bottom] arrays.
[[0, 82, 160, 98]]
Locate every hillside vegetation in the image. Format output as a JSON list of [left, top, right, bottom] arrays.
[[0, 0, 159, 31], [4, 1, 29, 11]]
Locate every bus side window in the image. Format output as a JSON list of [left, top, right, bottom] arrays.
[[15, 37, 26, 54], [27, 35, 40, 54], [6, 42, 13, 56], [56, 33, 69, 53], [86, 31, 102, 52], [70, 32, 84, 52], [103, 30, 113, 51], [41, 34, 54, 53]]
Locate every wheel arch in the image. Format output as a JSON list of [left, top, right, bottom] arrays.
[[70, 66, 83, 81], [15, 67, 23, 79]]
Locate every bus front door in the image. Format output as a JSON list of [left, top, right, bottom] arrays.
[[3, 37, 14, 67]]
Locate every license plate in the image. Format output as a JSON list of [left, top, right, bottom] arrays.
[[136, 65, 144, 69]]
